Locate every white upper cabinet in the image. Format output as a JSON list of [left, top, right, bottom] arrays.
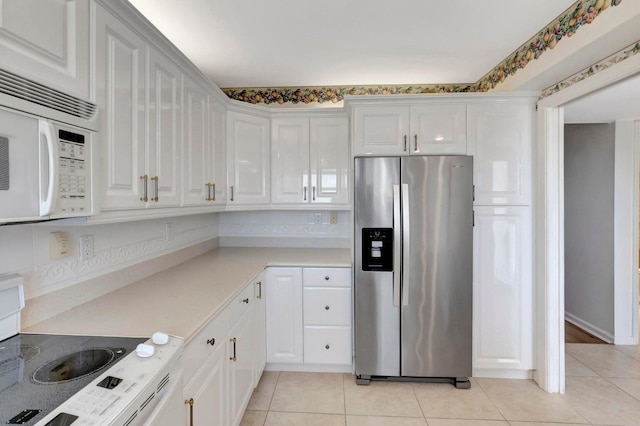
[[94, 5, 147, 210], [0, 0, 90, 98], [310, 117, 349, 204], [271, 116, 349, 206], [467, 102, 534, 205], [147, 48, 182, 207], [271, 118, 310, 204], [353, 106, 410, 155], [411, 104, 466, 154], [182, 74, 209, 206], [353, 104, 466, 156], [227, 111, 270, 205], [209, 98, 227, 205]]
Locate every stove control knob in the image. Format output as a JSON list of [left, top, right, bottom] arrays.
[[152, 332, 169, 345]]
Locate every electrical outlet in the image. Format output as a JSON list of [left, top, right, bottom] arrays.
[[329, 211, 338, 224], [314, 212, 322, 224], [49, 232, 70, 259], [165, 222, 174, 241], [79, 235, 94, 261]]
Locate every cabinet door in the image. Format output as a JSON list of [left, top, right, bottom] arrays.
[[210, 98, 227, 204], [183, 343, 227, 426], [182, 75, 209, 206], [265, 267, 303, 364], [0, 0, 90, 98], [353, 106, 410, 156], [473, 206, 532, 372], [228, 310, 254, 426], [271, 118, 310, 204], [148, 48, 181, 207], [310, 117, 349, 204], [95, 5, 147, 210], [410, 104, 466, 154], [467, 103, 533, 205], [227, 111, 270, 205], [253, 273, 266, 384]]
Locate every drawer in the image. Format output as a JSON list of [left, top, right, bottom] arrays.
[[183, 307, 229, 383], [303, 268, 351, 287], [229, 281, 255, 325], [303, 326, 352, 365], [303, 288, 351, 326]]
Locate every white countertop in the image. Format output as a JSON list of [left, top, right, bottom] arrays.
[[26, 247, 351, 343]]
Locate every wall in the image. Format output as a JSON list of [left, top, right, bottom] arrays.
[[564, 123, 615, 341], [0, 214, 219, 328], [219, 210, 351, 248]]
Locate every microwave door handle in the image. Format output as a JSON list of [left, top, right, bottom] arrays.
[[39, 120, 58, 216], [392, 184, 401, 307]]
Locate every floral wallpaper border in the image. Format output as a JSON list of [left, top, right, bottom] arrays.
[[540, 39, 640, 99], [222, 0, 623, 105]]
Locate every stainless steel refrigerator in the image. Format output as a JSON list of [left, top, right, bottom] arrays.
[[354, 156, 473, 388]]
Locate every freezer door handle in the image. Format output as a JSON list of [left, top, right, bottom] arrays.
[[401, 183, 410, 306], [393, 184, 401, 307]]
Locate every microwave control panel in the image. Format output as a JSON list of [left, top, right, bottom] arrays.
[[361, 228, 393, 271], [56, 128, 91, 215]]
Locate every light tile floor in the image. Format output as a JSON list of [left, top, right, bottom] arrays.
[[241, 343, 640, 425]]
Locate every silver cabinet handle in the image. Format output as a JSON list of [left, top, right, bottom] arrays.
[[392, 184, 401, 307], [312, 186, 316, 201], [229, 337, 237, 361], [230, 185, 234, 201], [139, 175, 148, 202], [414, 134, 419, 152], [257, 281, 262, 299], [403, 135, 407, 152], [304, 186, 307, 201], [212, 183, 216, 201], [150, 176, 159, 202], [205, 183, 213, 201]]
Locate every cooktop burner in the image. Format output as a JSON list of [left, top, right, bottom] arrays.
[[0, 333, 145, 426]]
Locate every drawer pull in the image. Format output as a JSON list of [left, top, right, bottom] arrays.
[[230, 337, 237, 361], [206, 338, 215, 346], [242, 298, 249, 304], [184, 398, 194, 426], [325, 305, 330, 310], [324, 276, 330, 281], [325, 344, 330, 350], [257, 281, 262, 299]]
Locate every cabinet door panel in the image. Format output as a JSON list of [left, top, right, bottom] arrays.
[[227, 112, 270, 204], [148, 49, 181, 207], [228, 311, 254, 426], [210, 98, 227, 204], [182, 76, 209, 206], [354, 106, 410, 156], [310, 117, 349, 204], [0, 0, 89, 98], [95, 6, 146, 210], [411, 104, 466, 154], [467, 103, 533, 205], [265, 267, 303, 364], [254, 274, 266, 383], [473, 206, 532, 371], [271, 118, 310, 204], [183, 344, 226, 426]]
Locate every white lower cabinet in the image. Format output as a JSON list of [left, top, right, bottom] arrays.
[[183, 274, 265, 426], [266, 267, 352, 369]]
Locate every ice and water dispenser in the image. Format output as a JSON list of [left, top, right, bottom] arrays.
[[361, 228, 393, 271]]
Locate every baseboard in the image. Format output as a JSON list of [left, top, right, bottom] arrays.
[[265, 362, 353, 373], [472, 368, 533, 379], [565, 312, 614, 343]]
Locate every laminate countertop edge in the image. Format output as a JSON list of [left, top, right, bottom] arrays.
[[24, 247, 352, 343]]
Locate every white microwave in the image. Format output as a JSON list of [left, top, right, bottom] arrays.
[[0, 107, 97, 224]]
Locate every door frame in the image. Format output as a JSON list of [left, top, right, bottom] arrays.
[[535, 55, 640, 393]]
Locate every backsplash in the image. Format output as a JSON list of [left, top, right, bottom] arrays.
[[219, 211, 351, 248]]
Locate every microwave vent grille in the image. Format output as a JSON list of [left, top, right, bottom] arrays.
[[0, 68, 97, 120]]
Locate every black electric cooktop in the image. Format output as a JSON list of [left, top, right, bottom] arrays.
[[0, 333, 146, 425]]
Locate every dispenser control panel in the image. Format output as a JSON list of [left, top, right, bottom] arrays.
[[361, 228, 393, 271]]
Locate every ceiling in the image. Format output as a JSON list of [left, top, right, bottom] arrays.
[[127, 0, 577, 89]]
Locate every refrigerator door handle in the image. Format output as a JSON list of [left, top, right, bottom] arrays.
[[401, 183, 410, 306], [393, 184, 401, 307]]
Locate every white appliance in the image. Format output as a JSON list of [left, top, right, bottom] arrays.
[[34, 334, 185, 426], [0, 107, 97, 223]]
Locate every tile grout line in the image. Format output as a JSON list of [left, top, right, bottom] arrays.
[[264, 371, 281, 424]]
